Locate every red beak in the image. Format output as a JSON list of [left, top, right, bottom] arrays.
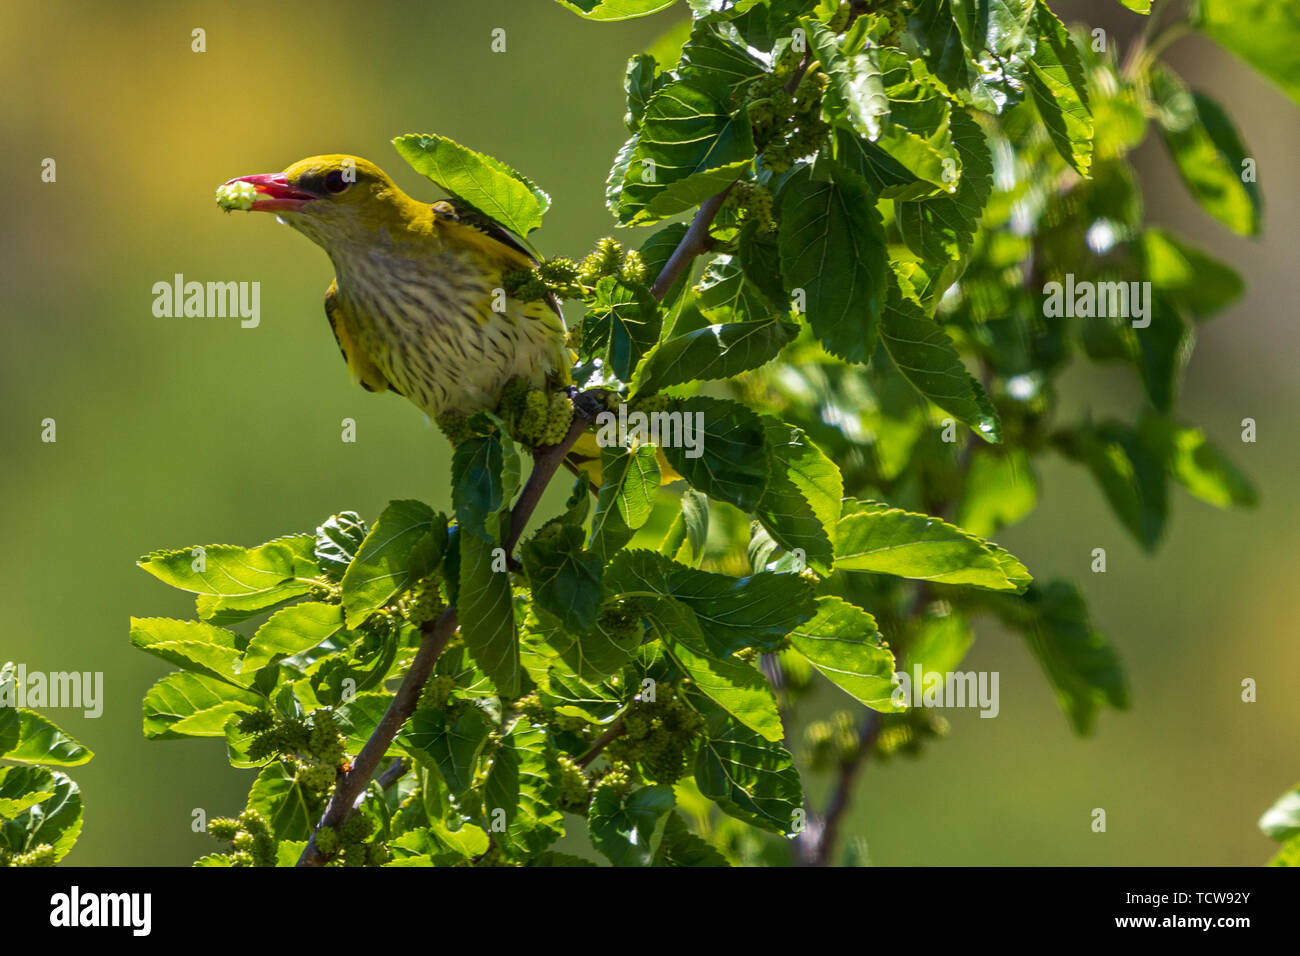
[[225, 173, 318, 212]]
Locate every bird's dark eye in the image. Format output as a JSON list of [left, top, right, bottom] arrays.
[[324, 170, 349, 194]]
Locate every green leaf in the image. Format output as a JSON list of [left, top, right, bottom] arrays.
[[1114, 0, 1150, 12], [880, 275, 999, 441], [680, 489, 710, 564], [605, 550, 816, 657], [0, 767, 83, 862], [241, 602, 345, 673], [392, 133, 550, 236], [589, 444, 660, 562], [314, 511, 369, 582], [908, 0, 975, 96], [873, 49, 963, 191], [896, 109, 994, 265], [1057, 419, 1168, 552], [1193, 0, 1300, 106], [402, 706, 493, 796], [806, 17, 889, 139], [0, 707, 94, 767], [1167, 425, 1258, 510], [483, 721, 565, 855], [141, 671, 263, 739], [590, 784, 675, 866], [556, 0, 677, 21], [653, 812, 730, 866], [834, 499, 1031, 591], [528, 605, 641, 682], [522, 523, 604, 635], [788, 596, 902, 711], [957, 448, 1038, 537], [245, 761, 317, 842], [129, 617, 249, 687], [754, 417, 843, 571], [341, 499, 445, 630], [666, 639, 783, 742], [661, 396, 769, 512], [1259, 784, 1300, 842], [633, 315, 792, 395], [679, 19, 768, 95], [452, 434, 520, 696], [1140, 228, 1243, 320], [1024, 1, 1092, 175], [138, 539, 312, 613], [1153, 72, 1260, 236], [616, 78, 755, 225], [779, 164, 888, 364], [984, 581, 1128, 735], [692, 697, 802, 834], [583, 276, 662, 382]]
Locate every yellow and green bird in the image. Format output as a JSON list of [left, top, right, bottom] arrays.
[[219, 155, 571, 427]]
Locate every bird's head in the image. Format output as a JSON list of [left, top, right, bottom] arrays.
[[220, 155, 426, 248]]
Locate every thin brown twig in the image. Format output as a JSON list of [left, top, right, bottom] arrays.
[[577, 718, 626, 769]]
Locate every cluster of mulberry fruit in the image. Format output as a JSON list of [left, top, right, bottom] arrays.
[[205, 809, 276, 867], [239, 707, 348, 795], [607, 684, 704, 785]]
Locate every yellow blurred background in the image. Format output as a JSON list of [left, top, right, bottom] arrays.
[[0, 0, 1295, 865]]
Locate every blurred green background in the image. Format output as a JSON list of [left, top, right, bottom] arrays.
[[1, 0, 1295, 865]]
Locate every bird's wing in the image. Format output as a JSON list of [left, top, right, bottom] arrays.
[[324, 281, 401, 395], [431, 200, 566, 323]]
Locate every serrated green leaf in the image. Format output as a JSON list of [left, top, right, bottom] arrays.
[[141, 672, 263, 740], [393, 134, 550, 236], [240, 602, 345, 673], [583, 276, 662, 382], [834, 499, 1031, 591], [653, 812, 730, 866], [483, 721, 565, 855], [779, 164, 888, 364], [984, 581, 1127, 735], [1024, 1, 1092, 175], [556, 0, 677, 21], [788, 596, 901, 711], [617, 78, 755, 225], [1153, 71, 1260, 236], [590, 444, 661, 563], [402, 706, 493, 796], [314, 511, 369, 582], [590, 784, 674, 866], [896, 109, 994, 264], [662, 396, 769, 512], [0, 767, 83, 862], [523, 523, 604, 635], [1193, 0, 1300, 106], [806, 17, 889, 139], [246, 761, 318, 842], [1167, 424, 1258, 510], [0, 707, 94, 767], [129, 616, 249, 687], [692, 698, 802, 834], [1057, 419, 1168, 552], [881, 274, 1000, 441], [754, 417, 842, 571], [341, 499, 445, 630], [1140, 228, 1243, 320], [666, 639, 783, 742], [605, 550, 816, 656]]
